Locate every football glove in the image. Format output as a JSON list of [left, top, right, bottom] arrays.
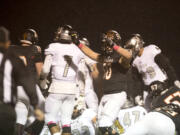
[[70, 31, 80, 45]]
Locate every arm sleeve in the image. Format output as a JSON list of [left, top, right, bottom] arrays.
[[13, 57, 38, 108], [154, 53, 178, 85], [33, 45, 43, 63]]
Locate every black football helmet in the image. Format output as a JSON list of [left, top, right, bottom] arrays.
[[54, 25, 72, 43], [102, 30, 121, 45], [21, 29, 38, 45], [101, 30, 121, 63]]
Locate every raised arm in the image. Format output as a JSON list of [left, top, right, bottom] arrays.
[[113, 45, 132, 60], [78, 44, 104, 62]]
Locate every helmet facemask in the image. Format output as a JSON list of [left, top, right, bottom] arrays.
[[101, 30, 121, 63]]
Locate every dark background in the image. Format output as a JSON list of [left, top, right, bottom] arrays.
[[0, 0, 180, 77]]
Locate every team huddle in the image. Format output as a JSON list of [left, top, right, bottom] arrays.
[[0, 25, 179, 135]]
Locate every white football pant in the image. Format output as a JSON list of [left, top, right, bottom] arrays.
[[124, 112, 175, 135], [45, 93, 75, 126], [98, 91, 127, 127]]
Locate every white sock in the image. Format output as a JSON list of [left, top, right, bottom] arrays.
[[53, 133, 61, 135]]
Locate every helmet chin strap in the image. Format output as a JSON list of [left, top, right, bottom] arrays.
[[20, 40, 32, 45]]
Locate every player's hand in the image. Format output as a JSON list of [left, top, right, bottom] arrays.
[[174, 80, 180, 88], [106, 38, 115, 48], [70, 31, 80, 45], [92, 116, 97, 124], [34, 108, 44, 121], [39, 79, 49, 90]]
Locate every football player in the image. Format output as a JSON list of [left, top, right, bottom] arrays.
[[0, 27, 41, 135], [71, 30, 137, 135], [77, 38, 98, 114], [39, 102, 96, 135], [26, 37, 98, 135], [116, 96, 147, 134], [123, 34, 180, 135], [7, 29, 45, 135], [71, 107, 97, 135], [39, 78, 97, 135], [40, 25, 87, 135]]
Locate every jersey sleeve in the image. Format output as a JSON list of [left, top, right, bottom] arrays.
[[40, 55, 52, 79], [44, 43, 55, 56], [84, 56, 97, 72], [155, 53, 178, 85], [33, 45, 43, 63], [149, 44, 161, 56]]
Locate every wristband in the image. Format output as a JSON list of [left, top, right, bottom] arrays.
[[78, 43, 84, 48], [113, 45, 119, 50]]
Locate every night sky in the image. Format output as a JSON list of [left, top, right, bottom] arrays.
[[0, 0, 180, 77]]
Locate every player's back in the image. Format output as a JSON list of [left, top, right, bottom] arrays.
[[71, 109, 96, 135], [132, 45, 167, 85], [118, 106, 147, 133], [45, 43, 85, 83], [8, 45, 41, 76]]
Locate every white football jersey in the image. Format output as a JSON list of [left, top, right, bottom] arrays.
[[71, 109, 96, 135], [133, 45, 167, 85], [118, 106, 147, 133], [45, 43, 85, 82], [84, 56, 96, 91], [77, 57, 98, 113]]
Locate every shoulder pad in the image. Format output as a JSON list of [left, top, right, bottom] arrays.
[[147, 44, 161, 55], [148, 44, 161, 50], [45, 43, 56, 55]]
